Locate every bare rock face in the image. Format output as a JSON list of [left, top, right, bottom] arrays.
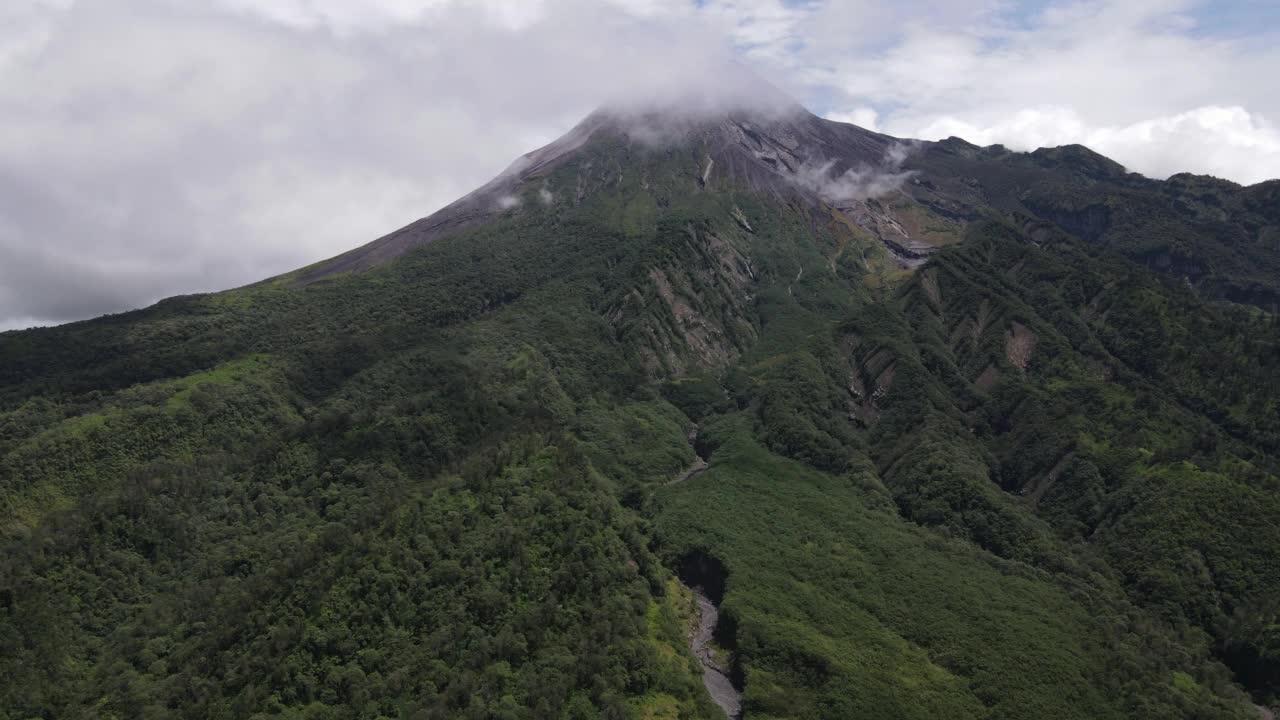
[[288, 74, 1280, 315], [293, 92, 933, 282], [613, 224, 759, 377], [1005, 321, 1036, 370], [292, 114, 613, 282]]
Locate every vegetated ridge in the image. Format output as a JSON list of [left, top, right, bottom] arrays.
[[1, 87, 1279, 719]]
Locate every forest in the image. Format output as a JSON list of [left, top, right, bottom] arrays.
[[2, 120, 1279, 719]]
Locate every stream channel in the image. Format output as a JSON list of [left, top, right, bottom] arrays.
[[679, 552, 743, 719]]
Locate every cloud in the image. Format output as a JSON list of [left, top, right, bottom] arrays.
[[0, 317, 58, 333], [0, 0, 765, 328], [211, 0, 552, 33], [1086, 107, 1280, 184], [789, 142, 917, 203], [915, 105, 1280, 184], [813, 1, 1280, 182], [825, 107, 880, 132], [0, 0, 1277, 329]]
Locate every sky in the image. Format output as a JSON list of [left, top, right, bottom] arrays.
[[2, 0, 1279, 330]]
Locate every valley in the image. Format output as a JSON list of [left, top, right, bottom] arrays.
[[2, 95, 1278, 719]]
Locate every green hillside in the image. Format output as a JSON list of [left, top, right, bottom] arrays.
[[1, 109, 1278, 719]]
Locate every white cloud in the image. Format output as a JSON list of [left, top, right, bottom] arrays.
[[1, 0, 1278, 328], [915, 105, 1280, 183], [790, 146, 916, 203], [0, 0, 753, 327], [825, 107, 880, 132], [698, 0, 810, 62], [810, 1, 1280, 182], [1085, 107, 1280, 183], [209, 0, 554, 33], [0, 317, 58, 332]]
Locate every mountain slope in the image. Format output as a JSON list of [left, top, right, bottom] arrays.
[[1, 97, 1278, 719]]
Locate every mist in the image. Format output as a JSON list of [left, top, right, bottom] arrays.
[[3, 0, 1277, 330], [790, 142, 918, 204], [0, 0, 800, 330]]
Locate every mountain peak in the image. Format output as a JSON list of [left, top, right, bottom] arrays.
[[295, 86, 903, 282], [593, 66, 806, 126]]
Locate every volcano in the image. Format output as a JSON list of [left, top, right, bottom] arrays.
[[2, 83, 1279, 719], [298, 99, 921, 280]]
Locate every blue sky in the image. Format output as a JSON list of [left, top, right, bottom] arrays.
[[0, 0, 1278, 329], [1187, 0, 1280, 36]]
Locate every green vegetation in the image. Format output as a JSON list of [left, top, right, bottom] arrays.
[[657, 415, 1247, 720], [2, 120, 1278, 718]]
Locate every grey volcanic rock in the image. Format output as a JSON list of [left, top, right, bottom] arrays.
[[294, 97, 913, 282], [292, 81, 1280, 302]]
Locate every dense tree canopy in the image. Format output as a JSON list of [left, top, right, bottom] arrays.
[[2, 121, 1278, 719]]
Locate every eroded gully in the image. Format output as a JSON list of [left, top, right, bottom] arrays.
[[689, 584, 742, 719], [670, 432, 743, 717]]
